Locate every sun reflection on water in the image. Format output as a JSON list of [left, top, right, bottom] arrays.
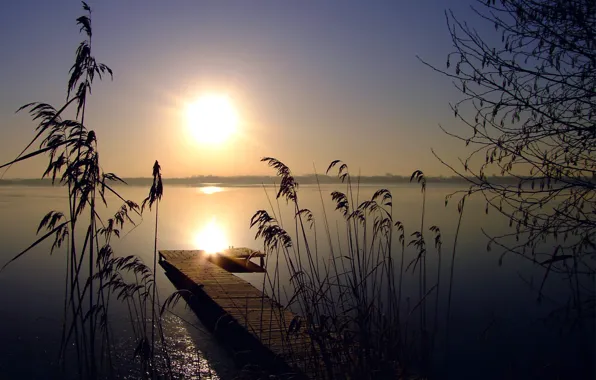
[[198, 186, 223, 195], [193, 218, 229, 254], [161, 315, 222, 379], [109, 314, 224, 379]]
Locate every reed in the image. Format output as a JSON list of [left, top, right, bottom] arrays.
[[0, 3, 171, 378], [250, 158, 466, 379]]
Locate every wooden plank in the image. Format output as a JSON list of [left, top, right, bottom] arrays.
[[168, 248, 266, 273], [220, 247, 266, 258], [159, 249, 316, 378]]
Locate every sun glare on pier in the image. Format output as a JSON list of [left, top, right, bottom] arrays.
[[193, 219, 229, 254]]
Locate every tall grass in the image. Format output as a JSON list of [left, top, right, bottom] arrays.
[[0, 3, 171, 378], [250, 158, 466, 379]]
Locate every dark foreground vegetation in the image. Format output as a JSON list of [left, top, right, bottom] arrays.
[[420, 0, 596, 326]]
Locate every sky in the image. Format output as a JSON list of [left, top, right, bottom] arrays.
[[0, 0, 486, 178]]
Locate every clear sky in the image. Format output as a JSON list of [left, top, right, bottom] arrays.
[[0, 0, 482, 178]]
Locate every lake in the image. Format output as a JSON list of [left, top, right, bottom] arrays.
[[0, 184, 592, 379]]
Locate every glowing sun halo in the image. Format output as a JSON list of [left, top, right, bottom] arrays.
[[193, 219, 229, 254], [186, 94, 238, 144]]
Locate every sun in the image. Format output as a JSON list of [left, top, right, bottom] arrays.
[[186, 94, 238, 144]]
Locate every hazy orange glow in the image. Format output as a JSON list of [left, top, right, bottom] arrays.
[[186, 94, 238, 144], [193, 218, 229, 254]]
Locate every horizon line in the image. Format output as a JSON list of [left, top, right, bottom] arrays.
[[0, 174, 519, 184]]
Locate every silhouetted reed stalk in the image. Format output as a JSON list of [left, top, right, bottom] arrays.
[[444, 195, 466, 376], [141, 160, 166, 371], [0, 3, 172, 378], [251, 158, 463, 379], [409, 170, 429, 371]]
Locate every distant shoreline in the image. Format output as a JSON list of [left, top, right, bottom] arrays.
[[0, 175, 520, 187]]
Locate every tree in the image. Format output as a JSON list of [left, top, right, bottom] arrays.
[[421, 0, 595, 319]]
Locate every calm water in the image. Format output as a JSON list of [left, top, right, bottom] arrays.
[[0, 184, 592, 379]]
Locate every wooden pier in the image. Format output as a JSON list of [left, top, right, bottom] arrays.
[[159, 249, 316, 378]]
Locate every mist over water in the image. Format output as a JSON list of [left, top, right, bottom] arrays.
[[0, 184, 591, 379]]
